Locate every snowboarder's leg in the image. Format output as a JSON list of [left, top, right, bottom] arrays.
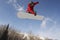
[[26, 10, 36, 16], [34, 12, 36, 16], [34, 11, 37, 16], [26, 10, 31, 14], [30, 10, 37, 16]]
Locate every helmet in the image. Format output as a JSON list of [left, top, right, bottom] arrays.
[[29, 1, 33, 4]]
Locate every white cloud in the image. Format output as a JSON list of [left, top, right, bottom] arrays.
[[7, 0, 24, 11], [47, 21, 57, 32], [40, 17, 56, 28], [40, 18, 47, 28], [7, 0, 17, 4]]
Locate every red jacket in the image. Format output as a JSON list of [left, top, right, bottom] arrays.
[[26, 2, 39, 14]]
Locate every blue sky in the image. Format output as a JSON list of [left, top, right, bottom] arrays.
[[0, 0, 60, 40]]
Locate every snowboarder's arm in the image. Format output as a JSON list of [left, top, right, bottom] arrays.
[[34, 2, 39, 5]]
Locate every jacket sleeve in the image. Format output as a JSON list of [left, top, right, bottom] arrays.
[[34, 2, 39, 5]]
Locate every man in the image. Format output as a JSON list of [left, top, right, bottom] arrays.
[[26, 1, 39, 16]]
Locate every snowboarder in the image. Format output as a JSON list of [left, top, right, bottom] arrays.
[[26, 1, 39, 16]]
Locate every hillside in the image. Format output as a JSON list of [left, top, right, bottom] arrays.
[[0, 24, 55, 40]]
